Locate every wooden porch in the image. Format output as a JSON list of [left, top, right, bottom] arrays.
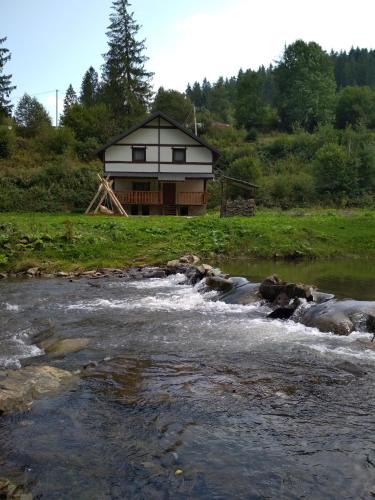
[[114, 190, 208, 206]]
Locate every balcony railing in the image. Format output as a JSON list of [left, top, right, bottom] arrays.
[[176, 192, 208, 205], [114, 190, 208, 206], [115, 190, 162, 205]]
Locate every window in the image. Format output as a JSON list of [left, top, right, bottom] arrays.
[[173, 148, 186, 163], [179, 206, 189, 216], [133, 182, 150, 191], [132, 147, 146, 162]]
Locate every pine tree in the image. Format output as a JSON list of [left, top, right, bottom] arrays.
[[102, 0, 153, 127], [80, 66, 99, 106], [63, 84, 78, 112], [0, 37, 16, 117]]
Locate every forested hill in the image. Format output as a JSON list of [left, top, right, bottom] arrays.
[[332, 48, 375, 88], [186, 47, 375, 130]]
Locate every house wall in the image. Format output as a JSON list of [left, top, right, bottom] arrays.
[[104, 119, 213, 176], [176, 180, 204, 193]]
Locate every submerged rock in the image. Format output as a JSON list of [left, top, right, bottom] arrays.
[[0, 478, 32, 499], [207, 276, 260, 305], [0, 365, 76, 414], [40, 338, 90, 358]]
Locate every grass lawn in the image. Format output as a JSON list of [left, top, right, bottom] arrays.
[[1, 209, 375, 272]]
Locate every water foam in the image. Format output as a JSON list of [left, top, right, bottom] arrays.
[[2, 302, 21, 312], [0, 329, 43, 369]]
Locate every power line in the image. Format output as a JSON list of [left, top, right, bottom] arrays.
[[13, 89, 60, 100]]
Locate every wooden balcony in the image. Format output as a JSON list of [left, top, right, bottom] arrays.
[[115, 190, 162, 205], [114, 190, 208, 206], [176, 192, 208, 205]]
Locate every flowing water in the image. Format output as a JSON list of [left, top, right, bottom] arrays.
[[0, 261, 375, 499]]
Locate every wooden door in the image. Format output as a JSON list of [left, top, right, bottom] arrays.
[[163, 183, 176, 204]]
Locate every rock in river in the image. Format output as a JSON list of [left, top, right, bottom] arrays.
[[0, 365, 76, 414], [300, 300, 375, 336], [41, 338, 90, 358]]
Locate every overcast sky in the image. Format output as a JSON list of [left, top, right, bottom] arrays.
[[2, 0, 375, 121]]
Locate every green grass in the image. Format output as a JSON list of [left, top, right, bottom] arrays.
[[1, 210, 375, 272]]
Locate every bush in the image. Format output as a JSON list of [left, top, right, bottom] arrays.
[[313, 143, 355, 203]]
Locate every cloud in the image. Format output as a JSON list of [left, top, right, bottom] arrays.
[[149, 0, 375, 91]]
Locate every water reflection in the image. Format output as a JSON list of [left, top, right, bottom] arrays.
[[217, 259, 375, 300]]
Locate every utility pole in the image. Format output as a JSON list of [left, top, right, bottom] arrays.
[[55, 89, 59, 127], [193, 105, 197, 136]]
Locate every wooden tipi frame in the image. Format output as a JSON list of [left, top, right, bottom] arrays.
[[85, 175, 128, 216]]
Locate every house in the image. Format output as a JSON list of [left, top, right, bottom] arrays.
[[97, 111, 220, 216]]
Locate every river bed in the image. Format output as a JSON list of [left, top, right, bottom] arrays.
[[0, 264, 375, 498]]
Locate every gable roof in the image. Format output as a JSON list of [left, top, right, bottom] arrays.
[[97, 111, 220, 162]]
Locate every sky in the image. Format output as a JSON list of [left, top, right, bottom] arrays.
[[2, 0, 375, 122]]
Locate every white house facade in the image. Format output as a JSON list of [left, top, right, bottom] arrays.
[[97, 111, 220, 215]]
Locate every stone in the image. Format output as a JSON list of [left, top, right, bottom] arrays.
[[56, 271, 68, 277], [26, 267, 39, 277], [196, 264, 214, 275], [259, 275, 314, 302], [167, 259, 182, 268], [0, 365, 76, 414], [98, 205, 114, 215], [222, 198, 256, 217], [311, 290, 335, 303], [300, 300, 375, 336], [42, 338, 90, 358], [179, 254, 200, 265], [0, 272, 7, 279], [206, 276, 233, 293]]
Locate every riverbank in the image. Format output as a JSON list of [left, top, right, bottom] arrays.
[[1, 210, 375, 273]]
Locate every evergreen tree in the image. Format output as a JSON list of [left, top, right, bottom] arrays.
[[102, 0, 153, 128], [63, 84, 78, 112], [235, 70, 268, 130], [201, 78, 212, 108], [206, 77, 233, 122], [188, 82, 204, 108], [0, 37, 16, 117], [15, 93, 51, 136], [80, 66, 99, 106]]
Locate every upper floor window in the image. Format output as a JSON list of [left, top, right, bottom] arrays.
[[173, 147, 186, 163], [132, 146, 146, 162]]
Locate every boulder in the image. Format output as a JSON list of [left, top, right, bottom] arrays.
[[300, 300, 375, 336], [26, 267, 39, 277], [0, 272, 7, 279], [99, 205, 114, 215], [210, 277, 260, 305], [311, 290, 335, 303], [259, 275, 314, 302], [179, 254, 200, 265], [205, 276, 233, 293], [0, 365, 76, 414]]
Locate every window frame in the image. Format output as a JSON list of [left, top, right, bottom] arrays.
[[132, 146, 146, 163], [172, 147, 187, 164]]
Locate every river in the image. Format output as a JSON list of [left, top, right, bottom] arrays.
[[0, 261, 375, 499]]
